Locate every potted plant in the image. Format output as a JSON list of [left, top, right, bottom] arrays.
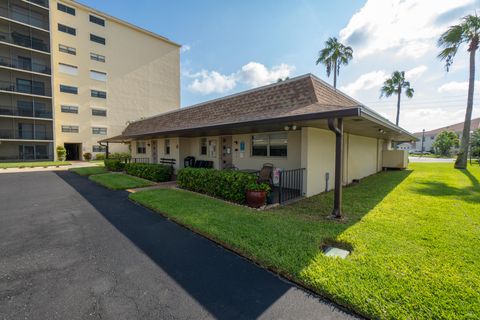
[[83, 152, 92, 161], [56, 146, 66, 161], [246, 182, 271, 208]]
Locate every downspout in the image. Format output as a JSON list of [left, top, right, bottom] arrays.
[[328, 118, 343, 219]]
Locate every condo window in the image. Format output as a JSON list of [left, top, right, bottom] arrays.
[[91, 90, 106, 99], [164, 139, 170, 155], [57, 3, 75, 15], [90, 70, 107, 82], [59, 44, 76, 55], [61, 105, 78, 114], [62, 125, 79, 133], [90, 34, 106, 45], [92, 127, 107, 135], [90, 52, 105, 63], [92, 108, 106, 117], [137, 141, 146, 154], [92, 145, 106, 152], [58, 63, 78, 76], [60, 84, 78, 94], [58, 23, 76, 36], [252, 133, 287, 157], [200, 138, 207, 155], [89, 15, 105, 27]]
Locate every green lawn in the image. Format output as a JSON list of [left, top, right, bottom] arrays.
[[69, 166, 108, 176], [129, 163, 480, 319], [89, 172, 155, 190], [0, 161, 71, 169]]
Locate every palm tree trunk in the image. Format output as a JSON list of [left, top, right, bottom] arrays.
[[455, 37, 478, 169], [396, 86, 401, 126], [333, 60, 337, 88]]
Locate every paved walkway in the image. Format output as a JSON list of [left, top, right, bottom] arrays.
[[0, 161, 101, 174], [409, 156, 455, 163], [0, 171, 359, 320]]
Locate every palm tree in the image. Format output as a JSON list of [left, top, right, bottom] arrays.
[[316, 37, 353, 88], [380, 71, 414, 126], [438, 14, 480, 169]]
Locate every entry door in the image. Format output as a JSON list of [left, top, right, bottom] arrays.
[[221, 136, 233, 169], [151, 140, 158, 163]]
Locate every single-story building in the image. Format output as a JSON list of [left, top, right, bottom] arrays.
[[101, 74, 416, 213]]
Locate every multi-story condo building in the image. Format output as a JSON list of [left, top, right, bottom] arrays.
[[0, 0, 180, 161]]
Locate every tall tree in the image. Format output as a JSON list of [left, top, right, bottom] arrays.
[[438, 14, 480, 169], [316, 37, 353, 88], [380, 71, 414, 126]]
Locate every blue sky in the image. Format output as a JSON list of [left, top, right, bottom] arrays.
[[80, 0, 479, 133]]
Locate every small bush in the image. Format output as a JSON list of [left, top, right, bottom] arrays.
[[56, 146, 67, 161], [124, 163, 173, 182], [110, 152, 131, 161], [104, 159, 125, 172], [95, 153, 106, 160], [177, 168, 257, 203], [83, 152, 92, 161]]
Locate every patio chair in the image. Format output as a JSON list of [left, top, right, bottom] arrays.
[[257, 163, 274, 186]]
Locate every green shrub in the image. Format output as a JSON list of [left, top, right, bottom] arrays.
[[95, 153, 106, 160], [246, 182, 271, 193], [109, 152, 131, 161], [56, 146, 67, 161], [177, 168, 258, 203], [124, 163, 173, 182], [104, 159, 125, 172], [83, 152, 92, 161]]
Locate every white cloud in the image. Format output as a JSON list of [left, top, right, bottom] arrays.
[[437, 81, 480, 93], [340, 70, 388, 96], [339, 0, 474, 59], [187, 62, 296, 95], [188, 70, 236, 94], [180, 45, 191, 53], [239, 62, 295, 87], [405, 65, 428, 80], [401, 107, 470, 132]]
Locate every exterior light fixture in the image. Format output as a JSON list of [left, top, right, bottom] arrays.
[[292, 125, 297, 130], [378, 129, 385, 134], [284, 125, 290, 131]]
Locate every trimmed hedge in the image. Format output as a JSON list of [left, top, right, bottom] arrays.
[[104, 159, 125, 172], [177, 168, 257, 203], [125, 163, 173, 182]]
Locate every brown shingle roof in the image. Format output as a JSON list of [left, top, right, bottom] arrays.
[[413, 118, 480, 136], [121, 74, 360, 137]]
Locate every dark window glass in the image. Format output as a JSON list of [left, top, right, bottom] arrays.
[[89, 15, 105, 26], [90, 34, 105, 45], [58, 24, 76, 36], [200, 138, 207, 155], [59, 44, 76, 55], [17, 100, 33, 117], [60, 84, 78, 94], [57, 3, 75, 15], [90, 52, 105, 62], [164, 139, 170, 155], [92, 109, 106, 117], [91, 90, 106, 98], [252, 136, 268, 156], [61, 105, 78, 114], [137, 141, 146, 154]]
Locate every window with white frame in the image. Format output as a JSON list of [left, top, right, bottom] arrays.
[[252, 132, 288, 157], [200, 138, 207, 155], [92, 145, 106, 152], [90, 70, 107, 82], [90, 52, 105, 62], [58, 63, 78, 76], [137, 141, 146, 154], [92, 127, 107, 135]]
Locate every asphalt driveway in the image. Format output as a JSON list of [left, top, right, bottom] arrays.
[[0, 171, 358, 320]]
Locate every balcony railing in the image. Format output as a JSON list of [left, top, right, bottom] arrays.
[[0, 104, 52, 118], [0, 5, 49, 30], [0, 128, 53, 140], [0, 55, 50, 74], [24, 0, 49, 9], [0, 30, 50, 52], [0, 80, 52, 96]]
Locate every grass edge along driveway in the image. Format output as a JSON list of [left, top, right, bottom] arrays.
[[69, 166, 108, 176], [0, 161, 70, 169], [89, 172, 155, 190], [129, 163, 480, 319]]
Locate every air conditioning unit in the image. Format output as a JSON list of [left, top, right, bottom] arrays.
[[382, 150, 409, 169]]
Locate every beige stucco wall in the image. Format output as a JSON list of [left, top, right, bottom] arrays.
[[50, 0, 180, 159]]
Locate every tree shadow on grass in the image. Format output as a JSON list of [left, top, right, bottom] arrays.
[[412, 169, 480, 203]]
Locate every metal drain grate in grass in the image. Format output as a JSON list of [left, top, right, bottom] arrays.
[[323, 246, 350, 259]]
